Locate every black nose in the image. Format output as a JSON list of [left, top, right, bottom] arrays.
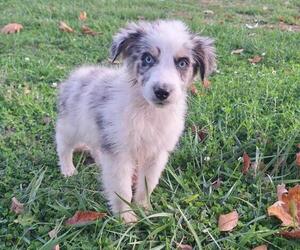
[[154, 87, 170, 101]]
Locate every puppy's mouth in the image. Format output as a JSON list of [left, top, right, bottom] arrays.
[[152, 100, 170, 107]]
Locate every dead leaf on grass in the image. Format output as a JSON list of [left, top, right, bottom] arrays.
[[190, 84, 198, 95], [279, 229, 300, 239], [79, 11, 87, 21], [248, 55, 263, 64], [59, 21, 74, 33], [242, 152, 251, 174], [296, 152, 300, 167], [252, 245, 268, 250], [176, 242, 193, 250], [218, 210, 239, 232], [81, 25, 101, 36], [231, 48, 244, 55], [11, 197, 24, 214], [268, 184, 300, 230], [42, 116, 51, 125], [66, 211, 106, 226], [212, 178, 221, 189], [202, 79, 211, 89], [277, 183, 288, 201], [1, 23, 23, 34], [53, 245, 60, 250]]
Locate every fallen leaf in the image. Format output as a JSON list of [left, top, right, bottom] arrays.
[[176, 242, 193, 250], [11, 197, 24, 214], [79, 11, 87, 21], [203, 10, 214, 15], [268, 185, 300, 227], [138, 16, 145, 20], [277, 183, 288, 201], [81, 25, 101, 36], [242, 152, 251, 174], [267, 201, 293, 226], [248, 55, 263, 64], [190, 84, 198, 95], [296, 152, 300, 167], [212, 178, 221, 189], [231, 48, 244, 55], [202, 79, 211, 89], [65, 211, 106, 226], [59, 21, 74, 33], [53, 245, 60, 250], [1, 23, 23, 34], [24, 85, 31, 95], [218, 210, 239, 232], [280, 229, 300, 239], [252, 245, 267, 250]]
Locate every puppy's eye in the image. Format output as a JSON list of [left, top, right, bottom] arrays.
[[142, 53, 155, 66], [176, 58, 189, 69]]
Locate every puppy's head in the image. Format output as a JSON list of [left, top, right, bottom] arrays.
[[110, 20, 216, 107]]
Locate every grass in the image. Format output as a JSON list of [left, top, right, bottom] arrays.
[[0, 0, 300, 249]]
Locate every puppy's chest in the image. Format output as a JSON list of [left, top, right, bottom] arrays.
[[125, 110, 183, 157]]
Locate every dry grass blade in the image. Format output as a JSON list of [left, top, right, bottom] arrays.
[[231, 48, 244, 55]]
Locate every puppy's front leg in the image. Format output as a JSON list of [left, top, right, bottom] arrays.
[[100, 153, 137, 223], [134, 151, 169, 210]]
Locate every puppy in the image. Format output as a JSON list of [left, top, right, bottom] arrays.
[[56, 20, 216, 223]]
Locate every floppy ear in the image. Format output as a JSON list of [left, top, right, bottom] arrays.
[[191, 36, 216, 81], [110, 23, 145, 62]]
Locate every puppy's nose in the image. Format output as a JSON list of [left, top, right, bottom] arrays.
[[153, 87, 170, 101]]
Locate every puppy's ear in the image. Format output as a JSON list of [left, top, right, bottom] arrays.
[[110, 23, 144, 62], [191, 36, 216, 81]]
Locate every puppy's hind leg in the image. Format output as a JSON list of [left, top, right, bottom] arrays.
[[56, 125, 77, 177]]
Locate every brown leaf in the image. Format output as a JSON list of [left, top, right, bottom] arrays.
[[52, 245, 60, 250], [176, 243, 193, 250], [81, 25, 101, 36], [190, 84, 198, 95], [277, 184, 288, 201], [79, 11, 87, 21], [296, 152, 300, 167], [1, 23, 23, 34], [65, 211, 106, 226], [267, 201, 294, 226], [218, 210, 239, 232], [191, 125, 209, 142], [59, 21, 74, 33], [280, 229, 300, 239], [202, 79, 211, 89], [242, 152, 251, 174], [231, 48, 244, 55], [11, 197, 24, 214], [138, 16, 145, 20], [212, 178, 221, 189], [248, 55, 263, 64], [252, 245, 268, 250]]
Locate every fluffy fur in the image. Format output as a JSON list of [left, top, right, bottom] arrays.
[[56, 20, 216, 223]]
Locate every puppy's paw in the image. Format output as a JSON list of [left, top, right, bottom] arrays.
[[61, 166, 77, 177], [121, 211, 138, 224]]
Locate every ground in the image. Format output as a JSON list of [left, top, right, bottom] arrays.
[[0, 0, 300, 249]]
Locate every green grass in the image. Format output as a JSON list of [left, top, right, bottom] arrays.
[[1, 0, 300, 249]]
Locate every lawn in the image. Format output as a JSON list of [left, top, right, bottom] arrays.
[[1, 0, 300, 249]]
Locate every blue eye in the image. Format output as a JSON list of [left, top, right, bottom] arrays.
[[142, 53, 155, 66], [176, 58, 189, 69]]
